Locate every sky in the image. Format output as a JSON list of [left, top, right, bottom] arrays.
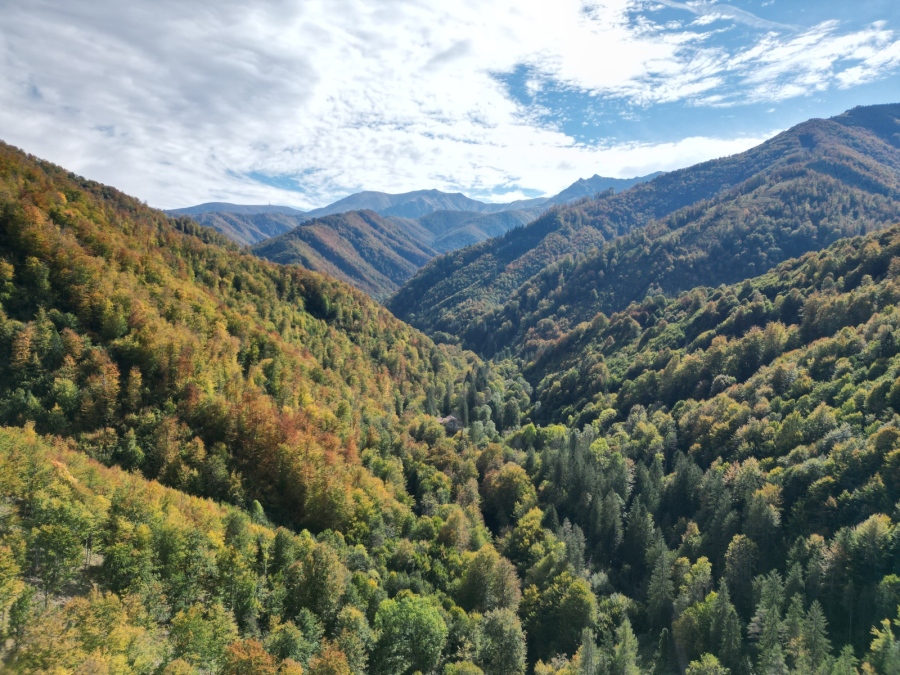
[[1, 0, 899, 210]]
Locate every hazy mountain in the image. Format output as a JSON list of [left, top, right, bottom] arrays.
[[171, 174, 658, 292], [172, 172, 657, 247], [166, 202, 305, 216], [302, 189, 500, 219], [299, 175, 657, 220], [414, 207, 544, 253], [388, 104, 900, 348]]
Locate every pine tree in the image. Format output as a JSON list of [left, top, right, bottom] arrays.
[[646, 548, 675, 628], [612, 618, 641, 675], [800, 601, 831, 673]]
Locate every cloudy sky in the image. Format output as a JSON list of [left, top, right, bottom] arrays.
[[1, 0, 899, 209]]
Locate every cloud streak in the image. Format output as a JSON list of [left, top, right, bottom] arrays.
[[0, 0, 897, 209], [652, 0, 798, 31]]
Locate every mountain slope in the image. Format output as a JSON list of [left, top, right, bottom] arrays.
[[508, 221, 900, 666], [0, 140, 477, 532], [463, 108, 900, 356], [415, 207, 543, 253], [179, 210, 301, 246], [251, 210, 436, 299], [389, 104, 900, 346]]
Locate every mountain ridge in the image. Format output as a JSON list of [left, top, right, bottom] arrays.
[[388, 103, 900, 349], [168, 172, 658, 225]]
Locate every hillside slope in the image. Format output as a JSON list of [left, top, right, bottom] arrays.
[[0, 141, 477, 531], [502, 220, 900, 670], [463, 106, 900, 356], [182, 210, 300, 246], [389, 104, 900, 345], [250, 210, 437, 299]]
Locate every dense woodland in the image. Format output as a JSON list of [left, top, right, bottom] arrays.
[[251, 210, 437, 300], [2, 104, 900, 675]]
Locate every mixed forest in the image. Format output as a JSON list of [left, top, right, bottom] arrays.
[[2, 103, 900, 675]]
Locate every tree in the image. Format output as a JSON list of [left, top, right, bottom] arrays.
[[0, 545, 25, 635], [647, 548, 675, 628], [799, 601, 831, 672], [749, 572, 787, 675], [29, 483, 95, 605], [724, 535, 757, 619], [476, 609, 526, 675], [265, 615, 322, 667], [868, 614, 900, 673], [709, 585, 743, 674], [373, 593, 448, 675], [611, 618, 641, 675], [223, 639, 278, 675], [285, 544, 350, 628], [686, 653, 729, 675], [445, 662, 484, 675], [456, 545, 521, 613], [481, 463, 537, 531], [308, 644, 352, 675], [169, 603, 238, 671], [335, 606, 373, 675], [523, 571, 597, 663]]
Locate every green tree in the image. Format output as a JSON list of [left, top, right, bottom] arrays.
[[686, 653, 729, 675], [476, 609, 526, 675], [373, 593, 448, 675], [868, 611, 900, 675], [336, 606, 373, 675], [265, 613, 323, 666], [456, 545, 521, 613], [799, 601, 832, 673], [647, 548, 675, 628], [611, 618, 641, 675], [169, 603, 239, 671], [285, 543, 350, 628]]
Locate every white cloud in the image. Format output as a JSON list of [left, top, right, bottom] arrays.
[[652, 0, 797, 31], [0, 0, 897, 209], [728, 21, 900, 103]]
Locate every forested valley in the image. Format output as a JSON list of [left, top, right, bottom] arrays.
[[3, 105, 900, 675]]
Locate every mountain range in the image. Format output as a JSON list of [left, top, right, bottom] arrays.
[[6, 104, 900, 675], [166, 173, 658, 295]]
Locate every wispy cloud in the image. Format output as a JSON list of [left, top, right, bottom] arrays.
[[0, 0, 897, 209], [652, 0, 798, 31]]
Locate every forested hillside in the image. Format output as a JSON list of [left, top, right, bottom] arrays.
[[182, 211, 299, 247], [248, 208, 542, 300], [251, 210, 437, 299], [5, 119, 900, 675], [389, 104, 900, 347], [497, 222, 900, 674]]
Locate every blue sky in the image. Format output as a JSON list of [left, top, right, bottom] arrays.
[[1, 0, 898, 209]]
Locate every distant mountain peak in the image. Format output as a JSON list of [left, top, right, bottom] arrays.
[[166, 202, 305, 217]]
